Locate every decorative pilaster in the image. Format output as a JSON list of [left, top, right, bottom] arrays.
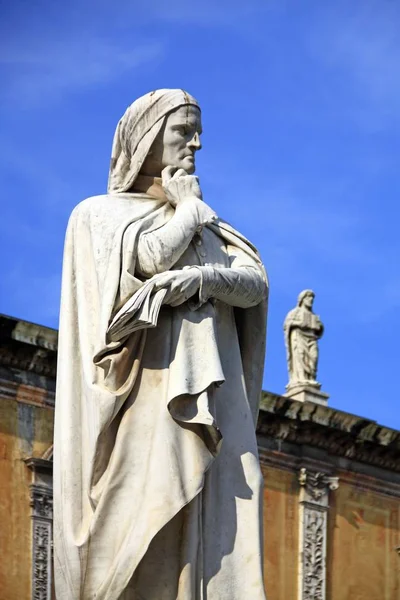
[[298, 468, 339, 600], [30, 485, 53, 600]]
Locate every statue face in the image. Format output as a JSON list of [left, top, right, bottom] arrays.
[[141, 105, 202, 176], [302, 294, 314, 310]]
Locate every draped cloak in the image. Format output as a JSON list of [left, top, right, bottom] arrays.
[[54, 90, 268, 600], [284, 305, 323, 385]]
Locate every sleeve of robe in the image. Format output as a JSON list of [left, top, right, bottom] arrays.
[[136, 197, 217, 277], [193, 249, 267, 309], [132, 199, 267, 428], [136, 200, 267, 309]]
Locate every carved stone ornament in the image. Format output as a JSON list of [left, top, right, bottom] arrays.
[[32, 521, 52, 600], [31, 486, 53, 519], [299, 467, 339, 506], [302, 508, 324, 600], [0, 345, 57, 379], [298, 468, 339, 600], [30, 485, 53, 600]]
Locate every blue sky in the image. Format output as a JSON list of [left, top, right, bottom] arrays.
[[1, 0, 399, 428]]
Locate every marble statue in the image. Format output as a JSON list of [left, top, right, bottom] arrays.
[[284, 290, 324, 389], [54, 89, 269, 600]]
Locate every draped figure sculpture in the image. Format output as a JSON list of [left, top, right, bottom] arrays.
[[54, 89, 269, 600], [284, 289, 324, 389]]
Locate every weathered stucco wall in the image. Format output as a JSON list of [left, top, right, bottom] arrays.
[[262, 464, 298, 600], [327, 476, 400, 600], [260, 458, 400, 600], [0, 395, 54, 600]]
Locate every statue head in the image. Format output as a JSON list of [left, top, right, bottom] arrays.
[[141, 104, 202, 177], [108, 89, 201, 194], [297, 289, 315, 310]]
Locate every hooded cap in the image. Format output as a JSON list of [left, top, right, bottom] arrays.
[[107, 89, 200, 194], [297, 289, 315, 306]]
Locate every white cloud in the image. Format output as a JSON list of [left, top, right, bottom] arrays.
[[0, 35, 163, 106], [0, 0, 279, 108]]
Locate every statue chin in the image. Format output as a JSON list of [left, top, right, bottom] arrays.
[[180, 158, 195, 174]]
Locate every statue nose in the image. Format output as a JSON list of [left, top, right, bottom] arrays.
[[189, 132, 202, 150]]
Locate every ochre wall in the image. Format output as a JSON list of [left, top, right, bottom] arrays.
[[0, 395, 54, 600], [262, 462, 400, 600], [327, 475, 400, 600], [262, 464, 298, 600], [2, 387, 400, 600]]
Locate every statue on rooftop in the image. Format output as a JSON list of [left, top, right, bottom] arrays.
[[54, 89, 268, 600], [284, 289, 324, 390]]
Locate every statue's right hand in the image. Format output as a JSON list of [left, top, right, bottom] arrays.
[[162, 166, 203, 207], [151, 268, 201, 307]]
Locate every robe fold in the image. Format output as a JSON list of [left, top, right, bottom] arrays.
[[54, 192, 268, 600]]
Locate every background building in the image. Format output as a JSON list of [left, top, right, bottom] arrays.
[[1, 313, 399, 600]]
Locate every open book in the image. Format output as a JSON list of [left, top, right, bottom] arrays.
[[107, 279, 167, 342]]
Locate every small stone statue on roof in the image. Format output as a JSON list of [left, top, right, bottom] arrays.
[[284, 289, 329, 405]]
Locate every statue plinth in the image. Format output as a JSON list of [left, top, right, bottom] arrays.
[[285, 383, 329, 406]]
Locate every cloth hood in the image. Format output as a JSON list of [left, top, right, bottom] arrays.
[[107, 89, 199, 194]]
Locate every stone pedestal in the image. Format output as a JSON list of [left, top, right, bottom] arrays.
[[285, 383, 329, 406]]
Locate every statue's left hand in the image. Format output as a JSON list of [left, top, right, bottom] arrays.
[[151, 269, 201, 307]]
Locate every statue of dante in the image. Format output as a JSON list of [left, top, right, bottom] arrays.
[[54, 89, 268, 600], [284, 289, 324, 389]]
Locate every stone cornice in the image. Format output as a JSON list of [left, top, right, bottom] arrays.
[[257, 392, 400, 475], [0, 314, 57, 383], [25, 457, 53, 474], [0, 345, 57, 378], [2, 314, 400, 478], [0, 314, 57, 350]]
